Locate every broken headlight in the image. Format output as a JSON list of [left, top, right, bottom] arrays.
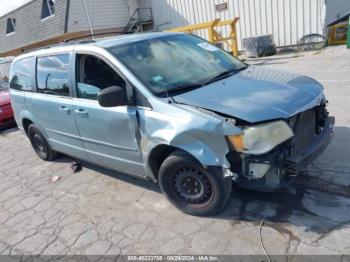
[[227, 120, 294, 155]]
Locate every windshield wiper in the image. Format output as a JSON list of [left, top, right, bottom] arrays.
[[156, 66, 248, 96], [172, 82, 204, 92], [202, 66, 248, 86], [157, 82, 204, 96]]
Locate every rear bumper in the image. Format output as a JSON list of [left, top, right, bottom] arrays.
[[282, 116, 335, 175]]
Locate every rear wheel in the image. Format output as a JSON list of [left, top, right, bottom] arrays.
[[159, 150, 232, 216], [28, 124, 58, 161]]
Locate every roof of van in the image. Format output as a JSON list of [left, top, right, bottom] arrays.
[[94, 32, 180, 48], [13, 32, 182, 61]]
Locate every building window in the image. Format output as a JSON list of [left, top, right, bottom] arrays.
[[6, 18, 16, 34], [41, 0, 55, 20]]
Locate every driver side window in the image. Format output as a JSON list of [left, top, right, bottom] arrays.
[[76, 54, 125, 100]]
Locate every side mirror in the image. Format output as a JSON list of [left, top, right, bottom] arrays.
[[97, 86, 127, 107]]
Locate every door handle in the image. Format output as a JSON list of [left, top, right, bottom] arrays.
[[59, 106, 71, 114], [75, 109, 89, 117]]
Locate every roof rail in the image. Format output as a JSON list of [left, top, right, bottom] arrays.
[[63, 31, 122, 43], [23, 42, 68, 53], [22, 31, 123, 54]]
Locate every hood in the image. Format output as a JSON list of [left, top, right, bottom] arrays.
[[173, 67, 324, 123], [0, 89, 10, 107]]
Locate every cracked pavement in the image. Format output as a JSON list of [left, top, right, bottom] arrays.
[[0, 46, 350, 256]]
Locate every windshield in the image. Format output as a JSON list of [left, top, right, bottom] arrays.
[[108, 34, 247, 96]]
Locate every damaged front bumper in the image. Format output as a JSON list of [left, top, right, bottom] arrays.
[[229, 116, 335, 192], [282, 116, 335, 176]]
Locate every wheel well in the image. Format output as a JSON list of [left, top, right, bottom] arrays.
[[148, 145, 178, 179], [22, 118, 33, 135]]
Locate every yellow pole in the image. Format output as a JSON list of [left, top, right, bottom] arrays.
[[208, 19, 220, 42], [167, 18, 239, 56]]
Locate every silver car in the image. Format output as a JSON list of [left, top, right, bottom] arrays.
[[9, 32, 335, 216]]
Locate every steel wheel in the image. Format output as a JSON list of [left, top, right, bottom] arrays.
[[174, 167, 213, 204], [28, 124, 58, 161], [32, 132, 48, 159], [159, 150, 232, 216]]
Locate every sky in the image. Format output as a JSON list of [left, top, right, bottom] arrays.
[[0, 0, 32, 17]]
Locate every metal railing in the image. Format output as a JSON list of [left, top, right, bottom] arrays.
[[328, 23, 348, 45], [123, 8, 153, 33], [167, 18, 240, 57]]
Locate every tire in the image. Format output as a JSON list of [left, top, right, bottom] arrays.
[[27, 124, 58, 161], [158, 150, 232, 216]]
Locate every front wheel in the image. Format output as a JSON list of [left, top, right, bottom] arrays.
[[158, 150, 232, 216]]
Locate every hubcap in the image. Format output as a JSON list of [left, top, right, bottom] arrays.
[[174, 167, 212, 204], [33, 133, 45, 153]]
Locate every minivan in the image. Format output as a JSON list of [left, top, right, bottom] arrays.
[[10, 32, 335, 216]]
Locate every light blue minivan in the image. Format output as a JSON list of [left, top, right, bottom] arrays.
[[10, 32, 335, 215]]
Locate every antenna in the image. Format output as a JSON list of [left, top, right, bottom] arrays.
[[81, 0, 95, 40]]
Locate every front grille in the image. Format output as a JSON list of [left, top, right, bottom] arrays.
[[290, 109, 316, 154]]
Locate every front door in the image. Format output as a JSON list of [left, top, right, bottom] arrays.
[[72, 54, 144, 175], [32, 53, 87, 160]]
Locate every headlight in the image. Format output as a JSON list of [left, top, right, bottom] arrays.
[[227, 120, 294, 155]]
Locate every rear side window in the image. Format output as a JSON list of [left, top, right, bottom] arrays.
[[36, 54, 70, 97], [10, 57, 34, 91]]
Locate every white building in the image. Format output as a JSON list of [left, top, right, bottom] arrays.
[[143, 0, 349, 50], [0, 0, 153, 56], [0, 0, 349, 57]]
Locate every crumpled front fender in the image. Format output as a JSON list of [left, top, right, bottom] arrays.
[[137, 103, 242, 178], [151, 129, 229, 167]]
